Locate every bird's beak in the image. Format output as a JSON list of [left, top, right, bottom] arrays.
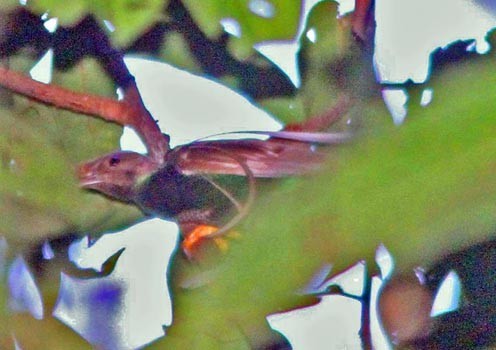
[[77, 162, 102, 189]]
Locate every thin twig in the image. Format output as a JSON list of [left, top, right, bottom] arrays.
[[352, 0, 374, 41], [120, 83, 169, 163], [360, 271, 373, 350], [0, 66, 128, 123]]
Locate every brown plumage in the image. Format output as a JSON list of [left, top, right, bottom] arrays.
[[78, 132, 348, 254], [0, 64, 350, 254]]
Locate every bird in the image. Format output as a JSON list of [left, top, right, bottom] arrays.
[[77, 132, 348, 257], [0, 65, 351, 256]]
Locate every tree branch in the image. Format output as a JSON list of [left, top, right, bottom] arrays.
[[0, 66, 169, 163]]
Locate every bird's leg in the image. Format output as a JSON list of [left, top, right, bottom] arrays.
[[181, 224, 221, 258], [177, 194, 246, 258], [181, 224, 243, 259]]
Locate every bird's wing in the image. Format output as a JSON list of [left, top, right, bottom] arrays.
[[168, 131, 349, 177]]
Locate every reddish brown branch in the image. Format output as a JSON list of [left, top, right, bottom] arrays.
[[120, 84, 169, 163], [352, 0, 374, 42], [0, 66, 169, 163], [0, 66, 129, 122]]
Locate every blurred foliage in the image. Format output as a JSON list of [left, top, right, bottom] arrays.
[[182, 0, 300, 59], [22, 0, 168, 47], [159, 31, 202, 73], [298, 2, 363, 117], [0, 57, 142, 250], [156, 41, 496, 348], [0, 0, 18, 12], [0, 0, 495, 349], [0, 259, 92, 349], [1, 314, 92, 349]]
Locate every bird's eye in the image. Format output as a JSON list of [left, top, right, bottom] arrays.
[[109, 156, 120, 167]]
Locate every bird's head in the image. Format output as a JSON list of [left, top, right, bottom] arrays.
[[77, 151, 160, 202]]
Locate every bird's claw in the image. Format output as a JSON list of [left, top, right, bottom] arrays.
[[182, 225, 241, 258]]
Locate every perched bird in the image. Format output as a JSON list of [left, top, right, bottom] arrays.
[[78, 132, 347, 256], [0, 64, 350, 255]]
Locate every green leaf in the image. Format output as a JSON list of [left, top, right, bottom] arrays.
[[296, 1, 374, 119], [1, 314, 92, 349], [90, 0, 168, 47], [26, 0, 88, 25], [0, 265, 91, 349], [0, 1, 20, 12], [153, 39, 496, 349], [181, 0, 300, 58], [24, 0, 169, 47], [158, 32, 202, 73]]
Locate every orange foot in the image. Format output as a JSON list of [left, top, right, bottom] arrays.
[[181, 225, 241, 258]]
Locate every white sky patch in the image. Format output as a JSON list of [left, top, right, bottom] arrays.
[[13, 336, 23, 350], [253, 0, 324, 87], [253, 0, 353, 87], [374, 0, 496, 84], [57, 219, 179, 349], [19, 0, 27, 5], [116, 87, 124, 100], [267, 295, 362, 350], [370, 276, 394, 350], [54, 273, 125, 348], [29, 49, 53, 84], [420, 88, 433, 107], [466, 41, 478, 52], [42, 240, 55, 260], [369, 245, 395, 348], [253, 41, 302, 87], [305, 27, 317, 43], [315, 261, 366, 297], [103, 20, 116, 33], [123, 56, 281, 148], [376, 244, 394, 280], [248, 0, 276, 18], [43, 17, 58, 33], [8, 256, 43, 320], [220, 18, 242, 38], [337, 0, 355, 16], [414, 266, 427, 285], [430, 270, 462, 317], [120, 126, 147, 154], [271, 246, 395, 350], [382, 88, 408, 124], [301, 263, 333, 294]]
